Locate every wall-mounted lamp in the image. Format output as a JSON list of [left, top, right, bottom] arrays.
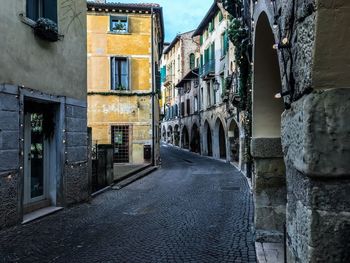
[[213, 80, 220, 92], [274, 90, 291, 99]]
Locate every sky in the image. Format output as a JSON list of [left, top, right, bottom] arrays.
[[107, 0, 214, 42]]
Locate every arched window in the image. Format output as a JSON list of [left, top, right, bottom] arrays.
[[190, 53, 195, 70]]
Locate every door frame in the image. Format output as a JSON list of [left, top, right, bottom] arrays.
[[19, 91, 65, 217], [23, 112, 50, 205]]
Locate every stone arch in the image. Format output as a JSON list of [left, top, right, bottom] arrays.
[[228, 119, 240, 164], [214, 118, 226, 159], [174, 124, 180, 146], [167, 125, 173, 144], [181, 125, 189, 149], [253, 11, 284, 138], [190, 123, 200, 153], [203, 120, 212, 156], [252, 10, 286, 242]]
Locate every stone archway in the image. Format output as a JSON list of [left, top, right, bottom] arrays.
[[190, 123, 200, 153], [252, 11, 286, 242], [162, 125, 166, 142], [203, 120, 212, 156], [174, 124, 180, 146], [214, 118, 226, 160], [181, 126, 189, 149], [167, 125, 173, 144], [228, 119, 240, 164]]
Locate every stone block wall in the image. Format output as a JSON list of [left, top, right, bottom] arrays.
[[64, 101, 90, 205], [0, 86, 21, 228], [251, 138, 286, 242], [0, 85, 89, 230], [282, 88, 350, 262]]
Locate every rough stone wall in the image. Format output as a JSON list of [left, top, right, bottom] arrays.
[[286, 167, 350, 262], [282, 89, 350, 262]]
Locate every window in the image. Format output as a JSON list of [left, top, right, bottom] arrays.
[[110, 16, 128, 33], [221, 31, 229, 57], [207, 82, 211, 107], [194, 96, 198, 113], [200, 35, 203, 46], [26, 0, 57, 23], [219, 11, 224, 22], [186, 99, 191, 116], [181, 102, 185, 117], [111, 57, 129, 90], [210, 43, 215, 61], [190, 53, 195, 70]]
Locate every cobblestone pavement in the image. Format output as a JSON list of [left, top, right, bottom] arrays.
[[0, 145, 256, 263]]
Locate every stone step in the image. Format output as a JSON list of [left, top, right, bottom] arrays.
[[112, 166, 158, 190]]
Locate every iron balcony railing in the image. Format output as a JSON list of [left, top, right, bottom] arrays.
[[201, 60, 215, 77]]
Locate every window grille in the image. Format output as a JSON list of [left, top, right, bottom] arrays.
[[111, 125, 130, 163]]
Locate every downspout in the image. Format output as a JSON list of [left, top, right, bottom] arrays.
[[151, 7, 156, 166]]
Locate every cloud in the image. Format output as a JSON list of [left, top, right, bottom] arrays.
[[107, 0, 213, 42]]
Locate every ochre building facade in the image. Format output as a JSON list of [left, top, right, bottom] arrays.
[[87, 2, 164, 166]]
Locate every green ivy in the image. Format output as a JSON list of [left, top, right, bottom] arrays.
[[227, 17, 250, 110]]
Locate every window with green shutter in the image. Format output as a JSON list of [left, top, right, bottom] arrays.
[[219, 11, 223, 22]]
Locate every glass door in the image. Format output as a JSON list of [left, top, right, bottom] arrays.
[[24, 112, 46, 204]]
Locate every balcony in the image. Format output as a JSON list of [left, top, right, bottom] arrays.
[[201, 60, 215, 79], [163, 75, 173, 86]]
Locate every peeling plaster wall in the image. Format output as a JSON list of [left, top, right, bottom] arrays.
[[87, 11, 159, 165]]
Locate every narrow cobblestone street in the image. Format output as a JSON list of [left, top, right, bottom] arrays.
[[0, 145, 256, 263]]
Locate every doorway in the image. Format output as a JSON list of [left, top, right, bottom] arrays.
[[23, 101, 58, 214]]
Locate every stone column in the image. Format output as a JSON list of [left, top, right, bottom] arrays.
[[251, 138, 286, 242], [282, 88, 350, 262]]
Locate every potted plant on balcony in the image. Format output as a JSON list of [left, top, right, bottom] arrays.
[[33, 18, 59, 42]]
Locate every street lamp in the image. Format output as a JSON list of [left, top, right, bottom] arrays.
[[213, 79, 220, 92]]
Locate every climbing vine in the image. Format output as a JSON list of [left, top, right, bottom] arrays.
[[87, 92, 153, 97]]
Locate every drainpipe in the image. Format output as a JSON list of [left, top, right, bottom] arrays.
[[151, 7, 155, 166]]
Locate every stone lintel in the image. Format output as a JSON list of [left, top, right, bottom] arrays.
[[282, 88, 350, 178]]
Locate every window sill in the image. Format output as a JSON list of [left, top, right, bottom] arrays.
[[110, 89, 131, 93], [19, 14, 36, 28], [107, 31, 131, 35]]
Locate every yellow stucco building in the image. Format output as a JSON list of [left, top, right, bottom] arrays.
[[87, 2, 164, 165]]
